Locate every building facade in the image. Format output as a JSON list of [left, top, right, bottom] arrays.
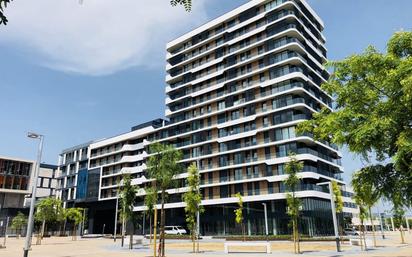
[[56, 0, 358, 236], [158, 0, 344, 236], [0, 156, 57, 236]]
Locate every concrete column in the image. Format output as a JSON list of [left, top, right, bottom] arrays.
[[271, 201, 277, 235], [247, 203, 251, 235]]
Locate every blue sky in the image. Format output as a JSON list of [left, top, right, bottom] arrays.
[[0, 0, 411, 185]]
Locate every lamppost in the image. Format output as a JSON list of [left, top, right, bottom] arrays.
[[317, 181, 340, 252], [376, 200, 385, 239], [262, 203, 268, 241], [196, 159, 201, 253], [114, 175, 124, 242], [23, 132, 44, 257]]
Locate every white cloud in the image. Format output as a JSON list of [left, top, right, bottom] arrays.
[[0, 0, 208, 75]]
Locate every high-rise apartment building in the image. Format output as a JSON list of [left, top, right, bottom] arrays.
[[158, 0, 342, 236], [56, 0, 357, 236]]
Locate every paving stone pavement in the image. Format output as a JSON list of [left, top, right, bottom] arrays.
[[0, 231, 411, 257]]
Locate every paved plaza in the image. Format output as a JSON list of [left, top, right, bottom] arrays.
[[0, 232, 411, 257]]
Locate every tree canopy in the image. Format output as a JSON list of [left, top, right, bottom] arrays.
[[11, 212, 27, 231], [170, 0, 192, 11], [35, 197, 64, 224], [0, 0, 11, 25], [297, 31, 412, 206]]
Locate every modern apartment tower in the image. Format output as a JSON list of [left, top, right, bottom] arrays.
[[160, 0, 343, 236], [56, 0, 357, 236]]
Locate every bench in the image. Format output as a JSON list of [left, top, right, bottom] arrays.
[[349, 238, 372, 246], [224, 242, 271, 254]]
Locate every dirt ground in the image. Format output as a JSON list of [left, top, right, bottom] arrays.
[[0, 231, 411, 257]]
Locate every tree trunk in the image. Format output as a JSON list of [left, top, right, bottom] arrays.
[[192, 224, 195, 253], [63, 220, 67, 237], [160, 190, 166, 257], [149, 214, 152, 244], [369, 207, 377, 247], [292, 219, 296, 254], [41, 220, 45, 240], [129, 223, 134, 250], [358, 224, 363, 251], [242, 222, 245, 242], [361, 220, 367, 250], [400, 225, 405, 244], [72, 224, 77, 241], [296, 218, 300, 254], [121, 218, 125, 247]]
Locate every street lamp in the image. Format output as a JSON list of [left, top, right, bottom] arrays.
[[23, 132, 44, 257], [317, 181, 341, 252], [113, 174, 123, 242], [262, 203, 268, 241]]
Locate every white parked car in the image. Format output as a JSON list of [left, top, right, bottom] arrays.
[[344, 228, 360, 236], [164, 226, 187, 235]]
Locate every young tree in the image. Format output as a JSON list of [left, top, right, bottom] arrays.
[[355, 203, 369, 251], [35, 198, 63, 244], [234, 192, 245, 241], [183, 163, 204, 252], [119, 174, 139, 250], [331, 181, 344, 241], [352, 170, 380, 247], [285, 154, 303, 254], [144, 187, 157, 244], [66, 208, 83, 241], [57, 206, 67, 236], [147, 142, 183, 257], [11, 212, 27, 238], [297, 31, 412, 207]]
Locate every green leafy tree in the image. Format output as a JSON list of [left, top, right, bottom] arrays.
[[144, 186, 157, 244], [66, 208, 83, 241], [147, 142, 183, 257], [57, 207, 67, 236], [285, 154, 303, 254], [297, 31, 412, 206], [234, 192, 245, 241], [11, 212, 27, 238], [183, 163, 204, 252], [0, 0, 12, 25], [352, 170, 381, 247], [119, 174, 139, 250], [170, 0, 192, 11], [35, 197, 64, 244]]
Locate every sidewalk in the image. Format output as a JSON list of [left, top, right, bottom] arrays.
[[0, 231, 410, 257]]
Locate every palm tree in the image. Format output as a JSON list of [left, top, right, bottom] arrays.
[[119, 174, 139, 250], [352, 169, 381, 247], [147, 142, 183, 257], [285, 153, 303, 254], [144, 187, 157, 244]]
